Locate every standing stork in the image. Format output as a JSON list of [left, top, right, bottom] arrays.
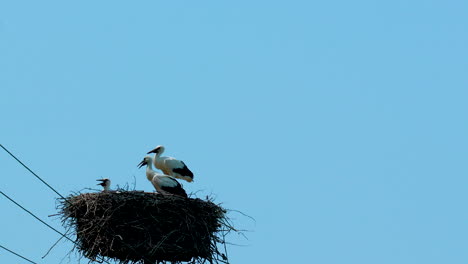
[[147, 145, 194, 183], [96, 178, 111, 191], [138, 156, 188, 198]]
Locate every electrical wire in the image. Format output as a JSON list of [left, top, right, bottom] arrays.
[[0, 243, 39, 264], [0, 191, 116, 264], [0, 144, 66, 200], [0, 191, 74, 243], [0, 144, 157, 264]]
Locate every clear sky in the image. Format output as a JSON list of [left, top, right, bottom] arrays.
[[1, 1, 467, 263]]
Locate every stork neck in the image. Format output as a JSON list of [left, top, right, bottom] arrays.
[[154, 151, 162, 160], [145, 163, 155, 181], [146, 160, 154, 170]]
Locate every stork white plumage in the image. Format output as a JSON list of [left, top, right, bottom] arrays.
[[138, 156, 188, 198], [97, 178, 111, 191], [147, 145, 194, 183]]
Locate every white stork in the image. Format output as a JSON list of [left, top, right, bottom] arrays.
[[147, 145, 194, 183], [96, 178, 111, 191], [138, 156, 188, 198]]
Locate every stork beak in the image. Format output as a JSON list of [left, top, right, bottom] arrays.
[[137, 160, 146, 168], [147, 147, 158, 154], [96, 179, 105, 182]]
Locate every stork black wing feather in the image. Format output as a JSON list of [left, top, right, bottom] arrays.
[[172, 162, 194, 177], [161, 185, 188, 198]]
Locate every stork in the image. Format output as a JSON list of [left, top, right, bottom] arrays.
[[96, 178, 111, 191], [138, 156, 188, 198], [147, 145, 194, 182]]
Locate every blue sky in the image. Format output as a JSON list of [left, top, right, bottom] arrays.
[[1, 1, 467, 263]]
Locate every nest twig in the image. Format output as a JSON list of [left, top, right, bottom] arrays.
[[58, 190, 233, 264]]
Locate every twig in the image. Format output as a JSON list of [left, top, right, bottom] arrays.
[[42, 235, 64, 259]]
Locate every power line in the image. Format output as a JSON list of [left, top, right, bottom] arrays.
[[0, 191, 74, 244], [0, 144, 66, 200], [0, 144, 149, 264], [3, 191, 150, 263], [0, 190, 115, 264], [0, 243, 39, 264]]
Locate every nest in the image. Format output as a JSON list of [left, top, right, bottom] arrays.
[[58, 191, 233, 264]]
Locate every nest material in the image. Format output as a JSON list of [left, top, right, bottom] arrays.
[[59, 191, 231, 264]]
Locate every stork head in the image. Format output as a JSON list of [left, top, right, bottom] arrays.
[[96, 178, 111, 191], [147, 145, 164, 155], [138, 156, 152, 168]]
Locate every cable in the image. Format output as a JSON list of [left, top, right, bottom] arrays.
[[0, 191, 74, 243], [0, 144, 66, 200], [0, 145, 116, 263], [0, 191, 115, 264], [0, 145, 148, 264], [0, 243, 39, 264]]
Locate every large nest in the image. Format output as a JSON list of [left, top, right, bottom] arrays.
[[58, 191, 233, 264]]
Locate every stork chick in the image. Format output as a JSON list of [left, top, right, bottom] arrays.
[[147, 145, 194, 183], [96, 178, 111, 191], [138, 156, 188, 198]]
